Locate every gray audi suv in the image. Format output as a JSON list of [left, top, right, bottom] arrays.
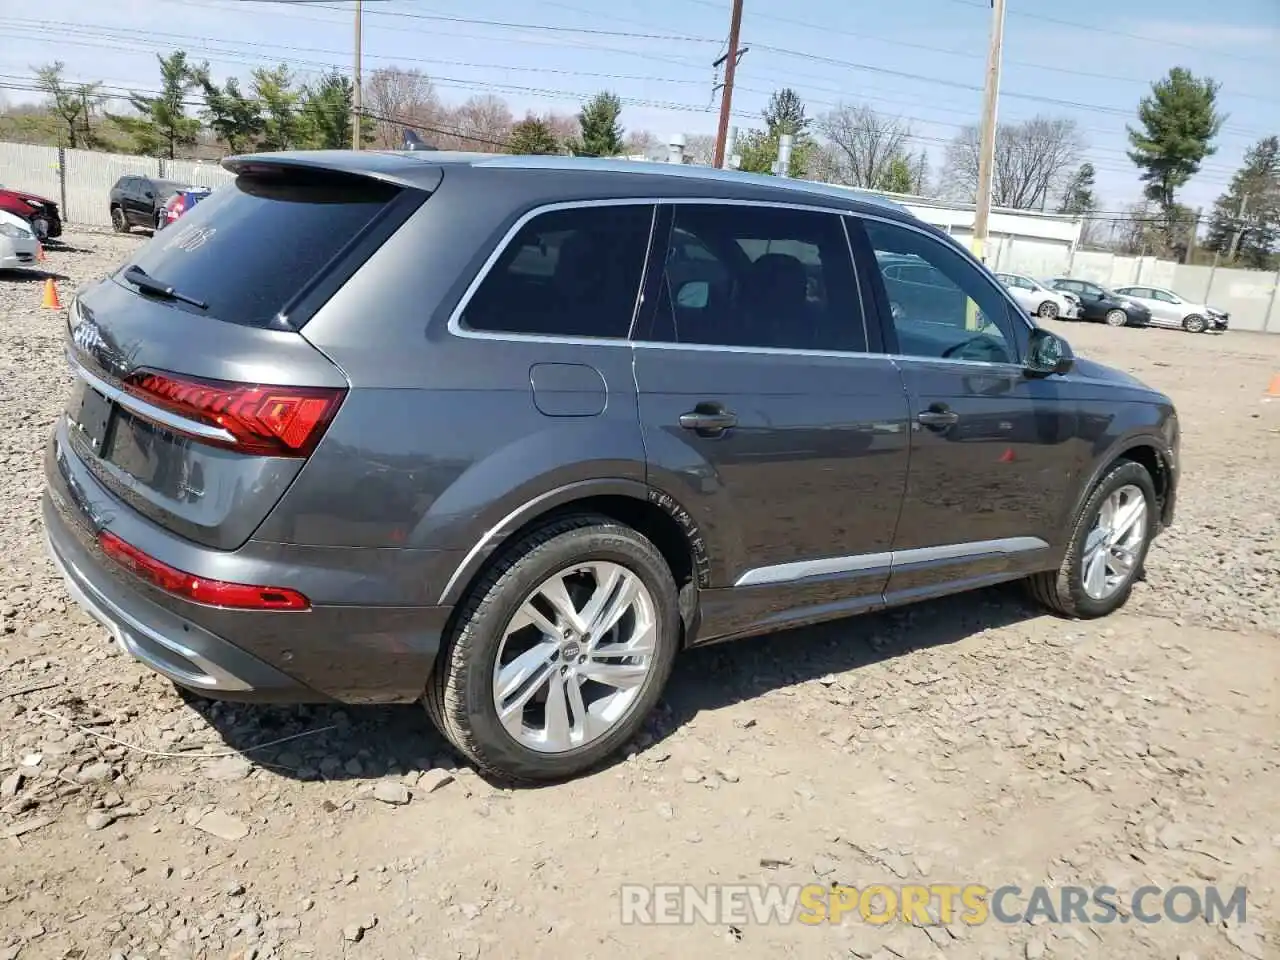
[[43, 150, 1179, 782]]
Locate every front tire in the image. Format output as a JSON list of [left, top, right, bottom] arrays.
[[1036, 300, 1059, 320], [1182, 314, 1206, 333], [110, 206, 130, 233], [1104, 308, 1128, 327], [424, 515, 680, 783], [1027, 460, 1157, 619]]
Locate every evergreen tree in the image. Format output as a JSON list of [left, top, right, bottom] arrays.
[[508, 114, 561, 155], [1058, 162, 1097, 216], [1126, 67, 1224, 250], [736, 88, 813, 177], [251, 65, 304, 151], [112, 51, 203, 158], [199, 73, 262, 153], [1205, 136, 1280, 268], [572, 91, 624, 157], [300, 70, 370, 149]]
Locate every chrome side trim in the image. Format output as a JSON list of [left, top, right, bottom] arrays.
[[43, 530, 250, 692], [67, 351, 238, 444], [733, 536, 1050, 588], [735, 551, 892, 587]]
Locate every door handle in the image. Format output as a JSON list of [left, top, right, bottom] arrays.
[[916, 408, 959, 430], [679, 404, 737, 436]]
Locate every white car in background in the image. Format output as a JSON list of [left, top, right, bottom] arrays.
[[1110, 284, 1229, 334], [993, 271, 1080, 320], [0, 208, 39, 270]]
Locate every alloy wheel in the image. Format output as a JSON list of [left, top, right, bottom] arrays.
[[1038, 301, 1059, 319], [1081, 484, 1148, 601], [1105, 309, 1127, 327], [492, 561, 656, 754]]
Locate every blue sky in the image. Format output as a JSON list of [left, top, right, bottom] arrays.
[[1, 0, 1276, 213]]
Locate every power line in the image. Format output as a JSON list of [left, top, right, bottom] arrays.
[[3, 15, 1267, 159]]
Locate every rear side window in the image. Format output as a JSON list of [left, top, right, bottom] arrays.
[[460, 203, 654, 339], [121, 171, 403, 328], [643, 203, 866, 353]]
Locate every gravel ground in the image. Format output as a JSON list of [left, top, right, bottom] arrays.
[[1, 231, 1278, 960]]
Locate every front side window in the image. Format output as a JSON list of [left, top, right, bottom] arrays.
[[460, 203, 654, 339], [645, 203, 866, 353], [1152, 289, 1179, 303], [862, 218, 1017, 364]]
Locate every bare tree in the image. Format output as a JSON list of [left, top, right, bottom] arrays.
[[684, 133, 716, 165], [818, 103, 912, 189], [544, 111, 579, 148], [364, 67, 442, 148], [944, 116, 1084, 210], [442, 94, 513, 151], [624, 129, 659, 156]]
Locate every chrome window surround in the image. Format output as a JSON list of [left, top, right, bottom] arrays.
[[445, 197, 1037, 371]]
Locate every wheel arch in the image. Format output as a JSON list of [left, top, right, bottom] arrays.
[[436, 478, 711, 622], [1066, 436, 1175, 538]]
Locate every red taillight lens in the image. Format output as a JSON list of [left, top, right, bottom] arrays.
[[98, 531, 310, 611], [122, 371, 346, 457]]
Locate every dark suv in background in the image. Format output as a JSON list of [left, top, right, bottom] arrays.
[[1046, 276, 1153, 327], [108, 175, 194, 232], [44, 152, 1179, 782]]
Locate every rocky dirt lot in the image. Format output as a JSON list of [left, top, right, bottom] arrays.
[[1, 231, 1278, 960]]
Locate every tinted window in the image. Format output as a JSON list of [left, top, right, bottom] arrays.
[[121, 170, 403, 328], [646, 204, 865, 352], [863, 219, 1016, 364], [461, 204, 653, 339]]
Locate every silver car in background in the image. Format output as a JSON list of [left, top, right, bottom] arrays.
[[994, 271, 1080, 320], [1110, 285, 1229, 334]]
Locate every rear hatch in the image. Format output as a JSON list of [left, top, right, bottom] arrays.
[[62, 158, 429, 550]]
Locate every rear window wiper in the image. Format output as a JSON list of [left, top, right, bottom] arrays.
[[122, 265, 208, 310]]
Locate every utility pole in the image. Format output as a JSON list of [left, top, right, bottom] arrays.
[[712, 0, 744, 169], [1184, 206, 1202, 264], [1227, 193, 1250, 260], [971, 0, 1007, 265], [351, 0, 363, 150]]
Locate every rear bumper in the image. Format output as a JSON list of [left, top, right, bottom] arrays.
[[43, 423, 452, 704]]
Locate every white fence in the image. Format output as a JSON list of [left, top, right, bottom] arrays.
[[3, 139, 1278, 331], [0, 141, 236, 227]]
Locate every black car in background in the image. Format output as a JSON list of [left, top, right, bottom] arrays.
[[108, 175, 191, 232], [1045, 277, 1152, 328]]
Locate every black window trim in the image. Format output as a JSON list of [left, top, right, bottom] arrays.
[[447, 198, 659, 346], [631, 199, 873, 355], [449, 196, 886, 358], [849, 213, 1033, 368], [443, 196, 1033, 370]]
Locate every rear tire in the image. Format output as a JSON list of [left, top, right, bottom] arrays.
[[1036, 300, 1059, 320], [1104, 308, 1128, 327], [1182, 314, 1206, 333], [110, 206, 130, 233], [1027, 460, 1157, 619], [424, 514, 680, 783]]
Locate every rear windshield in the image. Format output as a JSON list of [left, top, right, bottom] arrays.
[[120, 170, 402, 328]]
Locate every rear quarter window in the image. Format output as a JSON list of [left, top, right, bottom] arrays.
[[119, 170, 404, 328]]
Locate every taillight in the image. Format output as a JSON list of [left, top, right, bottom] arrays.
[[99, 531, 310, 611], [122, 370, 346, 457]]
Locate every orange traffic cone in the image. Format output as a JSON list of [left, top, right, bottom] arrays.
[[36, 243, 46, 262], [41, 277, 62, 310], [1267, 374, 1280, 398]]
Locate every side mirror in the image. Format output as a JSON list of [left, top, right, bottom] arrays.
[[1025, 327, 1074, 377]]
